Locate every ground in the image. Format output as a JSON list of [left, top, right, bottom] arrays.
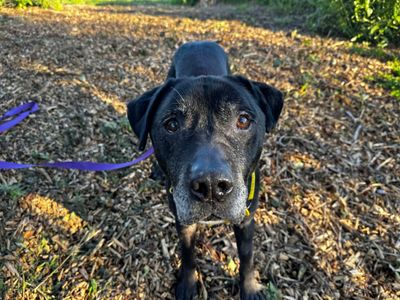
[[0, 3, 399, 300]]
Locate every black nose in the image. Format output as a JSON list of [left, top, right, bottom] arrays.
[[190, 173, 233, 202], [189, 146, 234, 202]]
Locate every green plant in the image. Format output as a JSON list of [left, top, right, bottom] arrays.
[[15, 0, 33, 7], [349, 45, 395, 62], [0, 277, 6, 296], [265, 0, 399, 47], [352, 0, 400, 47], [0, 184, 25, 201], [88, 279, 98, 299], [317, 0, 399, 47], [306, 0, 354, 36], [371, 59, 400, 100], [171, 0, 198, 5], [0, 0, 63, 8]]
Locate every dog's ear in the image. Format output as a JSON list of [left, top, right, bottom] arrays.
[[127, 80, 174, 150], [228, 76, 284, 132]]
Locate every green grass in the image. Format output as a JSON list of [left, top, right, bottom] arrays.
[[0, 0, 177, 8], [63, 0, 177, 5], [263, 282, 281, 300], [374, 59, 400, 100], [0, 184, 25, 201], [367, 59, 400, 100], [0, 277, 6, 299], [349, 44, 400, 100], [88, 279, 98, 299], [349, 45, 396, 62]]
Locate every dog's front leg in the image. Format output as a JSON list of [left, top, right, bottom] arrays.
[[234, 218, 266, 300], [175, 222, 198, 300]]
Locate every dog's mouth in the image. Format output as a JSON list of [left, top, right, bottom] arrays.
[[194, 213, 228, 226], [177, 207, 245, 226], [198, 212, 245, 226], [179, 211, 230, 226], [198, 216, 227, 226], [173, 179, 248, 225]]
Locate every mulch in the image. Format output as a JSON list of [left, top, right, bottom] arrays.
[[0, 3, 399, 300]]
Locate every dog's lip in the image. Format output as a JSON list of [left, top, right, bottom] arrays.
[[198, 213, 245, 225], [180, 212, 245, 226], [197, 213, 227, 226], [208, 213, 220, 219], [197, 213, 221, 222]]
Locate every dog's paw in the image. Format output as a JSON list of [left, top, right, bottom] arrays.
[[175, 272, 197, 300], [240, 279, 267, 300]]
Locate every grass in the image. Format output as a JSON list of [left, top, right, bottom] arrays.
[[0, 277, 6, 299], [0, 184, 25, 201], [264, 282, 281, 300], [63, 0, 178, 5], [1, 0, 178, 9], [374, 59, 400, 100], [88, 279, 98, 299], [366, 59, 400, 100], [348, 43, 400, 100], [349, 44, 397, 62]]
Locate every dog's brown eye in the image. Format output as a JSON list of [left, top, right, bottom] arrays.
[[164, 118, 179, 133], [237, 114, 251, 130]]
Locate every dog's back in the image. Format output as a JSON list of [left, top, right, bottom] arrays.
[[167, 41, 229, 78]]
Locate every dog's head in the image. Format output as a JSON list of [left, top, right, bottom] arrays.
[[127, 76, 283, 225]]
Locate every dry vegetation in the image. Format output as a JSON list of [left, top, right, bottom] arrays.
[[0, 3, 399, 300]]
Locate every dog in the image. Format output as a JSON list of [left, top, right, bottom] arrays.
[[127, 41, 283, 300]]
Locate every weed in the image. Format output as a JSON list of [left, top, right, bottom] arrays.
[[32, 151, 50, 161], [0, 184, 25, 201], [0, 277, 6, 299], [264, 281, 281, 300], [349, 44, 396, 62], [88, 279, 98, 299], [371, 59, 400, 100]]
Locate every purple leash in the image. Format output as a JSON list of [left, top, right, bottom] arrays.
[[0, 102, 154, 171], [0, 102, 39, 132]]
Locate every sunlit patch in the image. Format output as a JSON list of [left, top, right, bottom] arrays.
[[89, 86, 126, 115], [130, 65, 160, 83], [339, 210, 390, 237], [284, 152, 321, 170], [346, 263, 369, 289], [372, 204, 400, 224], [20, 194, 86, 234], [200, 238, 240, 277], [19, 60, 79, 77], [254, 208, 282, 225], [221, 256, 240, 277], [20, 60, 52, 74], [292, 191, 341, 275]]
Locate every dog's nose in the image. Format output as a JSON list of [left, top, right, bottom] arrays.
[[190, 173, 233, 202], [189, 145, 234, 202], [214, 178, 233, 200], [190, 176, 212, 200]]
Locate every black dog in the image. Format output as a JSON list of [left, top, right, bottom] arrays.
[[127, 41, 283, 300]]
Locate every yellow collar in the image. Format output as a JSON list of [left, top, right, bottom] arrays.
[[245, 171, 256, 216], [248, 171, 256, 200]]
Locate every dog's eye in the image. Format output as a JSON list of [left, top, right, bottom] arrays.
[[164, 118, 179, 133], [236, 114, 251, 130]]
